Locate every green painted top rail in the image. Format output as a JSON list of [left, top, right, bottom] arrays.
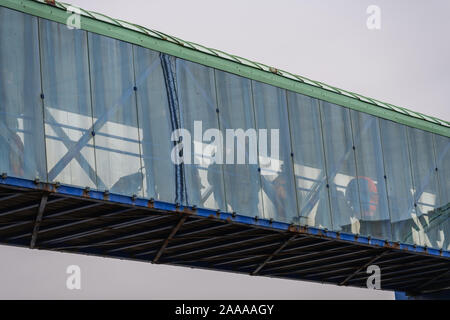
[[2, 0, 449, 137]]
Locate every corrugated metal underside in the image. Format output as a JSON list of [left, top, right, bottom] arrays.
[[0, 184, 449, 295]]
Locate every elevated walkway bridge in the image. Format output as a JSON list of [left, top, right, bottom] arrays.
[[0, 0, 449, 297]]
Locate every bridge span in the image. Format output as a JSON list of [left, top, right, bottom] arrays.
[[0, 0, 449, 298]]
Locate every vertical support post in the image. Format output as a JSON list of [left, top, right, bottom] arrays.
[[30, 193, 49, 249]]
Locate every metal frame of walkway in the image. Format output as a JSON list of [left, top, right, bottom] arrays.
[[1, 176, 449, 295]]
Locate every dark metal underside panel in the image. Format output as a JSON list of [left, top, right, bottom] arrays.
[[0, 184, 449, 295]]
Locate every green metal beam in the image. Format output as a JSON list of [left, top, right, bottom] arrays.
[[1, 0, 449, 137]]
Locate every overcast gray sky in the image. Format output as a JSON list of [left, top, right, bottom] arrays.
[[1, 0, 449, 299]]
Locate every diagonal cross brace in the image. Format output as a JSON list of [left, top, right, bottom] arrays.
[[415, 268, 450, 293], [30, 193, 49, 249], [339, 250, 389, 286], [153, 215, 187, 263], [251, 234, 297, 275]]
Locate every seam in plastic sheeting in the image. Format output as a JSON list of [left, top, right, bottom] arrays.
[[160, 53, 186, 205]]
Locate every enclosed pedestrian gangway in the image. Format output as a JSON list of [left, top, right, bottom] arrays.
[[0, 0, 449, 297]]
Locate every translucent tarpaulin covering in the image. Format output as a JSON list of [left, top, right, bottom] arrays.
[[40, 19, 96, 189], [0, 8, 46, 181], [287, 92, 332, 229], [0, 6, 449, 250], [88, 33, 143, 196], [215, 70, 263, 217], [350, 110, 391, 240], [133, 47, 176, 204], [176, 59, 226, 211], [252, 81, 298, 224]]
